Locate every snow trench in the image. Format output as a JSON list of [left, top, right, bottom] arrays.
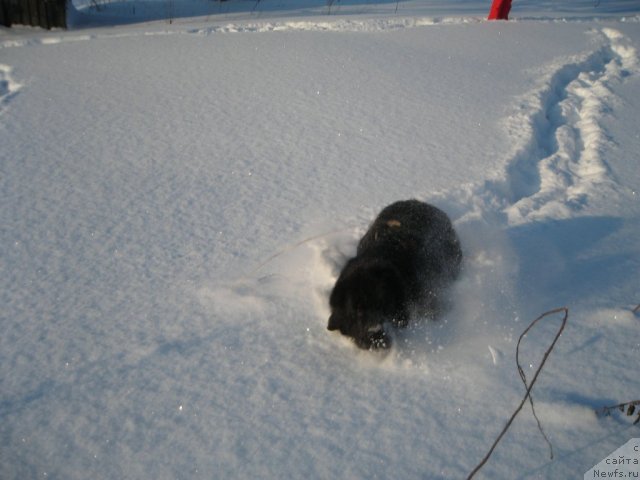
[[501, 27, 639, 225]]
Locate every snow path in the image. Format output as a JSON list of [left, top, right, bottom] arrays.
[[502, 27, 639, 224], [434, 26, 639, 229]]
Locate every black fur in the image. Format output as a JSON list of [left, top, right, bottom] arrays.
[[327, 200, 462, 350]]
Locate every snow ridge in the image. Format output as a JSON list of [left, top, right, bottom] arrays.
[[0, 16, 477, 49], [187, 15, 478, 35], [0, 64, 21, 117], [1, 16, 637, 51]]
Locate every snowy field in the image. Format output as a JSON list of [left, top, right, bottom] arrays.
[[2, 1, 640, 478]]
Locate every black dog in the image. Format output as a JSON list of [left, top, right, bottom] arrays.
[[327, 200, 462, 350]]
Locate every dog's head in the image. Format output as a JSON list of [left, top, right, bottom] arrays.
[[328, 310, 391, 350], [327, 261, 406, 350]]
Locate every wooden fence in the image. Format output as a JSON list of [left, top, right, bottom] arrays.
[[1, 0, 67, 29]]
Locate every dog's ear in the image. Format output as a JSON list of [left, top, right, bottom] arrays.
[[327, 313, 341, 331]]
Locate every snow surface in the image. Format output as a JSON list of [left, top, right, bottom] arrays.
[[1, 1, 640, 479]]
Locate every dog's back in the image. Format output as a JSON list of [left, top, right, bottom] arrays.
[[328, 200, 462, 349], [358, 200, 462, 301]]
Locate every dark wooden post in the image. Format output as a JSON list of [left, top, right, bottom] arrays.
[[0, 0, 66, 29], [0, 0, 10, 27]]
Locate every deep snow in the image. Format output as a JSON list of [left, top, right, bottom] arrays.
[[1, 1, 640, 479]]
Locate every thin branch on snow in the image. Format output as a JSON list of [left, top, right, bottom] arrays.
[[466, 307, 568, 480], [598, 400, 640, 425]]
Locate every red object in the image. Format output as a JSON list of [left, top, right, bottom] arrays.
[[488, 0, 512, 20]]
